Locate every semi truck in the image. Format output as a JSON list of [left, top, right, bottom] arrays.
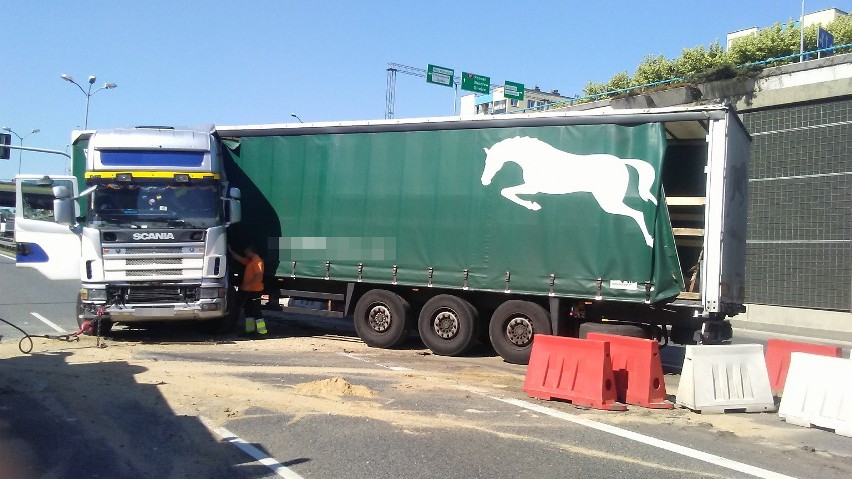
[[16, 104, 749, 364]]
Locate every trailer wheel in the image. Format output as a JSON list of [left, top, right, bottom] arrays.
[[417, 295, 478, 356], [578, 321, 649, 339], [353, 289, 411, 348], [489, 300, 551, 365]]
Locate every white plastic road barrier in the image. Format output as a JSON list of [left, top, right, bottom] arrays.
[[676, 344, 776, 413], [779, 352, 852, 437]]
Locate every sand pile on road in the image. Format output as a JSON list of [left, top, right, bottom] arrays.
[[292, 376, 375, 398]]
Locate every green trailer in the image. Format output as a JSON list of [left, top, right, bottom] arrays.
[[218, 104, 749, 364]]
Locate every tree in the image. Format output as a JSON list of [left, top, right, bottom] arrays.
[[578, 14, 850, 102], [727, 21, 800, 65], [674, 43, 728, 77], [632, 55, 677, 87]]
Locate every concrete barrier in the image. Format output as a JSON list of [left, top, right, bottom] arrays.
[[779, 352, 852, 437], [676, 344, 776, 413]]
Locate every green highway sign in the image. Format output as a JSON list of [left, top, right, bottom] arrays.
[[461, 72, 490, 94], [504, 81, 525, 101], [426, 64, 455, 88]]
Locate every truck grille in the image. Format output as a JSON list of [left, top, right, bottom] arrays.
[[109, 285, 199, 303], [125, 258, 182, 266], [101, 242, 205, 279], [123, 247, 184, 254], [127, 270, 183, 277]]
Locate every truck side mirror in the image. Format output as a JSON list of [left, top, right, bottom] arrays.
[[53, 185, 71, 199], [228, 198, 241, 225], [54, 200, 75, 226], [53, 191, 76, 226], [229, 187, 241, 200]]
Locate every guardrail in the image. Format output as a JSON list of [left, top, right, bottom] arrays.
[[0, 236, 14, 252]]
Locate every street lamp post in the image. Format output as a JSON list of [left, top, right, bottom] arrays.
[[291, 113, 304, 123], [1, 127, 40, 174], [60, 73, 117, 129]]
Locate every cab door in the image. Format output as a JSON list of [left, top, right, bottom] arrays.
[[15, 175, 81, 280]]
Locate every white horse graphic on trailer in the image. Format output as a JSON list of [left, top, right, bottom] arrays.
[[481, 136, 658, 248]]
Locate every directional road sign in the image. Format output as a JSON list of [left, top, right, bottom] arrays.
[[504, 81, 525, 101], [461, 72, 490, 94], [426, 64, 455, 88]]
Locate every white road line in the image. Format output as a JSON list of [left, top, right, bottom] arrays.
[[0, 251, 14, 260], [339, 352, 413, 371], [200, 416, 305, 479], [491, 397, 797, 479], [30, 312, 67, 333]]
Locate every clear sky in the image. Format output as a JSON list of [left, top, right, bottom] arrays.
[[1, 0, 847, 180]]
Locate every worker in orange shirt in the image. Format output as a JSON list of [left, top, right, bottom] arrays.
[[228, 243, 267, 335]]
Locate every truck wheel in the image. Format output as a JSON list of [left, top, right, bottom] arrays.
[[76, 293, 113, 336], [203, 289, 240, 335], [489, 300, 551, 365], [578, 322, 649, 339], [353, 289, 411, 348], [417, 295, 478, 356]]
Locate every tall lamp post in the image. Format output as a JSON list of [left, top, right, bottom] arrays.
[[60, 73, 117, 129], [1, 127, 40, 174], [291, 113, 304, 123]]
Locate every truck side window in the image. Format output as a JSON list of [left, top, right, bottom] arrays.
[[20, 179, 76, 221]]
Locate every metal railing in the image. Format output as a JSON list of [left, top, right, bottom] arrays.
[[516, 42, 852, 113], [0, 236, 14, 252]]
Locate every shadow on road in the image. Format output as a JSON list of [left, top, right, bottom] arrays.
[[100, 312, 503, 359], [0, 350, 303, 478]]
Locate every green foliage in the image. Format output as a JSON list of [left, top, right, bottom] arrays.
[[827, 14, 852, 44], [632, 55, 677, 87], [581, 14, 850, 101], [727, 21, 800, 64], [582, 72, 630, 99], [674, 43, 727, 77]]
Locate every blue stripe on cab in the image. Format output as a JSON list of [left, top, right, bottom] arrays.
[[16, 242, 49, 263], [100, 150, 205, 167]]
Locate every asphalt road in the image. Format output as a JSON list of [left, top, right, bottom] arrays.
[[0, 250, 81, 339], [2, 252, 852, 479]]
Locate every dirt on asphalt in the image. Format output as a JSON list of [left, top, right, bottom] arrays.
[[1, 322, 851, 477]]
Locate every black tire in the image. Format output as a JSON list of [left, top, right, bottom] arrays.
[[488, 300, 551, 365], [579, 321, 650, 339], [203, 288, 240, 335], [353, 289, 411, 348], [417, 295, 479, 356], [76, 293, 113, 336]]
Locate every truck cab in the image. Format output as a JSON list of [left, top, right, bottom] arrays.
[[16, 126, 242, 333]]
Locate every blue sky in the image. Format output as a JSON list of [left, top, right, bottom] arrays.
[[1, 0, 847, 180]]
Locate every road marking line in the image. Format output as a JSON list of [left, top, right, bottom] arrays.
[[0, 251, 14, 260], [339, 352, 412, 371], [491, 397, 797, 479], [200, 416, 305, 479], [30, 312, 66, 333]]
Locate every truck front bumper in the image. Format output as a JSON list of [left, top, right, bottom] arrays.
[[80, 299, 226, 322]]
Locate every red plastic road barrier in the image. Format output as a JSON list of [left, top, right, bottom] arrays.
[[523, 334, 626, 411], [765, 339, 842, 395], [585, 332, 672, 409]]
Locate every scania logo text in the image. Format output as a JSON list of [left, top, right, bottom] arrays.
[[132, 232, 175, 241]]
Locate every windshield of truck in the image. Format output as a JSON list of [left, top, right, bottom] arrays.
[[87, 180, 222, 229]]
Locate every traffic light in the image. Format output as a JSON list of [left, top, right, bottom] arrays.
[[0, 133, 10, 159]]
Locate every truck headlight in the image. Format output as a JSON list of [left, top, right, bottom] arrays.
[[82, 288, 107, 302], [200, 287, 226, 299]]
